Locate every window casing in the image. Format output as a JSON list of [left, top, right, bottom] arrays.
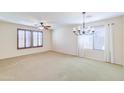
[[17, 29, 43, 49]]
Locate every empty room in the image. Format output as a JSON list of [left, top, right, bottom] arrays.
[[0, 12, 124, 81]]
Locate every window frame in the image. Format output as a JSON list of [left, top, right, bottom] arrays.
[[84, 34, 104, 51], [17, 28, 43, 49], [92, 26, 105, 51], [85, 34, 104, 51], [83, 25, 105, 51], [32, 31, 43, 48], [92, 33, 104, 51], [83, 34, 94, 50]]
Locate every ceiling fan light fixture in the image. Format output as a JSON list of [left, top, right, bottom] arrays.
[[38, 26, 44, 30]]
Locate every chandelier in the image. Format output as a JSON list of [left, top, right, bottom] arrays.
[[73, 12, 95, 36]]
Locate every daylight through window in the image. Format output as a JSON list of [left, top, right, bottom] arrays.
[[17, 29, 43, 49]]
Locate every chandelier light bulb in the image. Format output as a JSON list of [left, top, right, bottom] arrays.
[[73, 12, 95, 36], [73, 27, 76, 31], [78, 26, 81, 31], [38, 26, 44, 30]]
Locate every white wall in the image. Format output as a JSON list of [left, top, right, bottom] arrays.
[[122, 16, 124, 65], [0, 21, 52, 59], [52, 25, 78, 55], [52, 16, 123, 65]]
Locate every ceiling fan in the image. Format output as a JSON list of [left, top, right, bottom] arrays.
[[40, 22, 51, 30], [35, 22, 52, 30]]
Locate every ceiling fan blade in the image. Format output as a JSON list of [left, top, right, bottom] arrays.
[[45, 26, 51, 27], [34, 22, 52, 30]]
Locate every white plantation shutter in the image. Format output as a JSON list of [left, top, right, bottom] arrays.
[[26, 31, 31, 47], [18, 30, 25, 48], [38, 32, 42, 46], [17, 29, 43, 49], [33, 32, 38, 47], [33, 31, 43, 47]]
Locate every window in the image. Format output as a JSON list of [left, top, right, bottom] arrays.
[[93, 26, 105, 50], [25, 31, 31, 48], [18, 30, 25, 48], [17, 29, 43, 49], [83, 25, 105, 50], [32, 31, 43, 47], [83, 35, 93, 49]]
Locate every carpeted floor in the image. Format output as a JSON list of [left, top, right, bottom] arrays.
[[0, 51, 124, 81]]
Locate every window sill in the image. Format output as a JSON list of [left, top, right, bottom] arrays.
[[84, 49, 104, 51], [17, 46, 43, 50]]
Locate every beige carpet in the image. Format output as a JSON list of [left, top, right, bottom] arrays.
[[0, 51, 124, 81]]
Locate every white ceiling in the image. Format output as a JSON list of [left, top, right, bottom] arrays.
[[0, 12, 123, 28]]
